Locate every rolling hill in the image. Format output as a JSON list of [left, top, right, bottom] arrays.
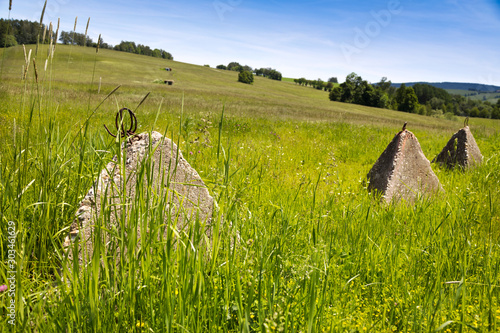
[[392, 82, 500, 103], [0, 44, 498, 134], [392, 81, 500, 92]]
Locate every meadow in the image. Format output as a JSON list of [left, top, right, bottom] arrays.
[[0, 43, 500, 332], [445, 90, 499, 104]]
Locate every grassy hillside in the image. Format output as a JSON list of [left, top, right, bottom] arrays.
[[2, 44, 498, 131], [394, 82, 500, 92], [446, 89, 500, 103], [1, 44, 500, 332], [393, 82, 500, 104]]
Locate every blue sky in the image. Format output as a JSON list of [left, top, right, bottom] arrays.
[[2, 0, 500, 85]]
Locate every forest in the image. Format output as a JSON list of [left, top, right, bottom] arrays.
[[329, 73, 500, 119]]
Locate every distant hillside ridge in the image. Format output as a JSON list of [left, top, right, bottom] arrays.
[[392, 82, 500, 92]]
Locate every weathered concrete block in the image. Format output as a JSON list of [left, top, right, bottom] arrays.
[[63, 131, 213, 268], [432, 126, 482, 169], [367, 129, 442, 203]]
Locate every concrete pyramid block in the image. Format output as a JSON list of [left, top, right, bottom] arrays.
[[63, 131, 214, 268], [367, 127, 442, 203], [432, 126, 482, 169]]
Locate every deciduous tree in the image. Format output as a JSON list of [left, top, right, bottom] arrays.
[[238, 70, 254, 84]]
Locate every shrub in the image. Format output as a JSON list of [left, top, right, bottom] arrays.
[[238, 70, 254, 84], [329, 86, 343, 101], [1, 34, 17, 47]]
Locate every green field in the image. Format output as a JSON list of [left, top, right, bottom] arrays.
[[446, 89, 500, 104], [1, 44, 500, 332], [281, 77, 296, 83]]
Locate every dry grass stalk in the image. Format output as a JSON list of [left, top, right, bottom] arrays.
[[39, 0, 47, 28], [53, 18, 60, 54], [33, 59, 38, 83], [48, 38, 53, 58], [36, 0, 47, 56], [46, 23, 53, 58], [23, 44, 27, 64], [42, 24, 47, 43], [22, 48, 32, 80], [48, 22, 53, 41]]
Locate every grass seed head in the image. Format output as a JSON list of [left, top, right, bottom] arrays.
[[39, 0, 47, 28], [54, 18, 60, 52], [84, 18, 90, 46], [24, 49, 31, 79], [85, 18, 90, 36], [23, 44, 27, 64], [96, 34, 101, 53], [42, 24, 47, 43], [49, 22, 53, 36]]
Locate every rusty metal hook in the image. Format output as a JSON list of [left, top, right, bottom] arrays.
[[104, 108, 137, 138]]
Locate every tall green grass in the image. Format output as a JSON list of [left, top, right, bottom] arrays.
[[1, 23, 500, 332]]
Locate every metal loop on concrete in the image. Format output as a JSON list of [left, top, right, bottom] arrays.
[[104, 108, 137, 138]]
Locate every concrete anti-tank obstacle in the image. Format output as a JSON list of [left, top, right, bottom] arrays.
[[63, 131, 214, 269], [432, 118, 482, 169], [367, 123, 443, 203]]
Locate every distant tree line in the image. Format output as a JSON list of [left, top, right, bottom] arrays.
[[59, 32, 173, 59], [329, 73, 500, 119], [111, 41, 173, 59], [0, 18, 45, 47], [217, 62, 282, 81], [293, 77, 338, 91], [58, 35, 173, 59], [58, 31, 107, 48], [329, 73, 398, 109], [0, 18, 173, 60], [254, 67, 282, 81]]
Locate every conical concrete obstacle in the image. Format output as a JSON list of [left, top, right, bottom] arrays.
[[367, 123, 442, 203], [63, 131, 214, 269], [432, 120, 482, 169]]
